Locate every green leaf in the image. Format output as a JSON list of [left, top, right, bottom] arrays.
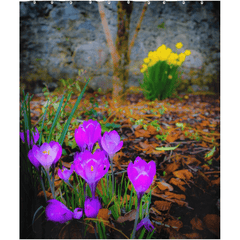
[[62, 149, 67, 156], [207, 159, 213, 165], [176, 122, 185, 130], [158, 22, 165, 29], [156, 144, 180, 151], [59, 78, 90, 146], [205, 146, 216, 158]]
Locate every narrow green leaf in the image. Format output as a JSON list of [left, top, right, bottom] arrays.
[[47, 95, 65, 143], [156, 144, 180, 151], [146, 228, 155, 239], [205, 146, 216, 158], [138, 227, 146, 239], [59, 78, 90, 146], [38, 99, 49, 146]]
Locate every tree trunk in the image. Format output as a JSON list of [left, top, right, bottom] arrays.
[[98, 2, 148, 106], [113, 1, 133, 102]]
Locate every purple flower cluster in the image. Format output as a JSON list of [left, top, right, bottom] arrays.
[[44, 119, 123, 223], [25, 119, 156, 231]]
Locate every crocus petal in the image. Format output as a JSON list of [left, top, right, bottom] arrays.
[[84, 197, 101, 218], [136, 218, 155, 232], [58, 166, 73, 181], [113, 141, 124, 154], [73, 150, 110, 197], [133, 171, 153, 193], [73, 208, 83, 220], [49, 141, 62, 165], [45, 199, 73, 224], [74, 126, 87, 151], [127, 157, 156, 195], [38, 154, 54, 172], [32, 128, 39, 145], [101, 130, 123, 156], [109, 130, 121, 143], [28, 148, 41, 171]]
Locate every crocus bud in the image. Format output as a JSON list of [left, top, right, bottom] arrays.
[[84, 197, 101, 218]]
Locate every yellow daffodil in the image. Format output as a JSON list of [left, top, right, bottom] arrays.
[[178, 53, 186, 63], [184, 50, 191, 56], [143, 57, 150, 64], [176, 42, 183, 49]]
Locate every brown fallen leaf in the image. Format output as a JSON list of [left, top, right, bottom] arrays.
[[117, 209, 137, 223], [154, 200, 171, 211], [134, 129, 151, 138], [165, 162, 181, 175], [156, 181, 174, 191], [190, 216, 204, 230], [211, 177, 220, 185], [97, 209, 111, 221], [166, 219, 183, 231], [164, 191, 186, 201], [37, 190, 53, 199], [185, 232, 202, 239], [169, 178, 186, 192], [173, 169, 193, 181], [203, 214, 220, 237]]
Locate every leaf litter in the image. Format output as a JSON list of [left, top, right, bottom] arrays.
[[27, 91, 220, 238]]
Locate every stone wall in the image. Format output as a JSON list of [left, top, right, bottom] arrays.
[[20, 1, 220, 94]]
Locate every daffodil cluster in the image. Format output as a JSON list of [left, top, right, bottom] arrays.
[[141, 43, 191, 73]]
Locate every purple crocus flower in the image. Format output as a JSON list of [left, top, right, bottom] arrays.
[[73, 149, 110, 197], [74, 119, 101, 152], [127, 157, 156, 199], [58, 165, 73, 182], [100, 130, 123, 158], [127, 157, 156, 239], [28, 141, 62, 172], [136, 217, 155, 232], [45, 199, 83, 224], [20, 127, 39, 147], [84, 197, 101, 218]]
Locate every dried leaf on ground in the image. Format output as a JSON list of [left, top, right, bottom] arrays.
[[190, 216, 204, 230], [173, 169, 193, 181], [154, 200, 171, 211], [165, 162, 181, 175], [166, 219, 183, 231], [97, 209, 111, 221], [156, 181, 174, 191], [203, 214, 220, 237], [185, 232, 202, 239], [169, 178, 186, 192], [211, 177, 220, 185], [117, 209, 137, 223], [37, 190, 53, 199], [164, 191, 186, 200]]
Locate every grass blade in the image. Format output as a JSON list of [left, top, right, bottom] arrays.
[[38, 99, 49, 146], [47, 94, 65, 143], [59, 78, 90, 146]]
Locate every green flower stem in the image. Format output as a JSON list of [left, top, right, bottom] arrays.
[[106, 172, 109, 197], [132, 204, 140, 239], [131, 193, 143, 239], [110, 156, 114, 196], [65, 181, 78, 193], [39, 173, 47, 202], [94, 222, 99, 239], [46, 170, 55, 199]]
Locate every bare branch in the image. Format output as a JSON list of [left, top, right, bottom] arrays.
[[128, 2, 148, 59], [98, 2, 120, 69]]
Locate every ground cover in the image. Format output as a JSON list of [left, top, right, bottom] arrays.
[[21, 90, 220, 239]]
